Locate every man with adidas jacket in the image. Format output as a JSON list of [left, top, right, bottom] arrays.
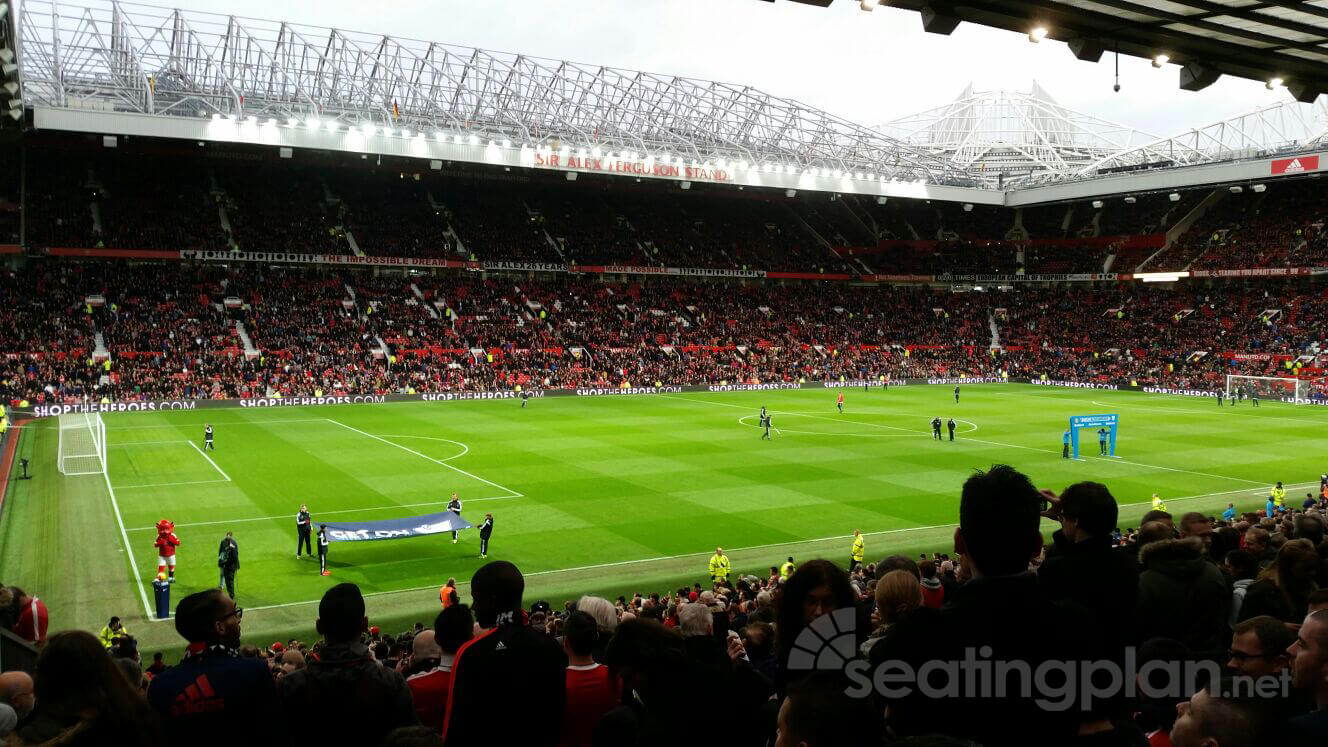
[[147, 589, 283, 746], [443, 561, 566, 746]]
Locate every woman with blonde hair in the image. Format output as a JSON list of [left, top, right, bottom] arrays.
[[861, 569, 922, 656]]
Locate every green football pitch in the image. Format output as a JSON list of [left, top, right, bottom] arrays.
[[2, 384, 1324, 653]]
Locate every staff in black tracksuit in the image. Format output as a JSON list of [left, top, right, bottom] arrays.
[[296, 504, 312, 558], [317, 525, 329, 576], [947, 417, 956, 441], [217, 532, 239, 599], [478, 513, 494, 559], [931, 417, 942, 440], [448, 493, 463, 544]]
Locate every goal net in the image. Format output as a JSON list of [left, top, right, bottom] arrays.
[[1225, 375, 1305, 401], [57, 412, 107, 476]]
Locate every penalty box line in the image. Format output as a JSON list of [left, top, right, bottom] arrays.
[[323, 419, 522, 499], [123, 493, 519, 532], [169, 480, 1304, 620]]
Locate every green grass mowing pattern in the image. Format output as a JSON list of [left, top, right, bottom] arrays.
[[2, 384, 1324, 655]]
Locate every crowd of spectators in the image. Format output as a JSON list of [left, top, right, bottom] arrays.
[[2, 261, 1325, 405], [6, 467, 1328, 745]]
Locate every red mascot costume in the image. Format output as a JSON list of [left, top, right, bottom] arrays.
[[154, 519, 180, 583]]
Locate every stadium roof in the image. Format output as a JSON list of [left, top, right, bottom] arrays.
[[879, 82, 1165, 187], [4, 0, 1327, 201], [839, 0, 1328, 103]]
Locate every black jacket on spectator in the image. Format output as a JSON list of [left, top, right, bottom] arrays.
[[1135, 538, 1230, 656], [277, 641, 415, 744], [146, 645, 283, 747], [442, 623, 566, 747], [1038, 530, 1140, 653], [869, 572, 1089, 746], [1236, 578, 1304, 624]]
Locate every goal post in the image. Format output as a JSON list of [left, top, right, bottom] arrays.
[[1225, 375, 1304, 401], [57, 412, 108, 476]]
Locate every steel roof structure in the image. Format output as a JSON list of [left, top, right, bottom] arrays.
[[839, 0, 1328, 103], [9, 0, 974, 186], [878, 82, 1167, 186], [3, 0, 1327, 199], [880, 82, 1328, 187]]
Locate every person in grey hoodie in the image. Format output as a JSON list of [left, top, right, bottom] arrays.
[[1224, 549, 1259, 631]]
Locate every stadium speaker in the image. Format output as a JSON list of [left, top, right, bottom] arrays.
[[920, 4, 960, 35], [1067, 38, 1105, 63], [1229, 185, 1243, 194], [1168, 193, 1180, 202], [1288, 83, 1324, 104], [785, 189, 797, 198], [1123, 196, 1137, 204], [680, 181, 692, 190], [1251, 184, 1266, 193], [565, 172, 577, 181], [1178, 62, 1220, 92], [877, 196, 888, 205], [1091, 200, 1103, 209]]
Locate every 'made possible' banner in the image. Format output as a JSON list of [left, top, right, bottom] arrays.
[[323, 512, 473, 542]]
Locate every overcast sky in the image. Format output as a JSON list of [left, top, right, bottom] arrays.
[[53, 0, 1294, 136]]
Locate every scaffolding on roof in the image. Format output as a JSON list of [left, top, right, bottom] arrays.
[[12, 0, 974, 186]]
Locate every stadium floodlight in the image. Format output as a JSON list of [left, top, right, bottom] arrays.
[[305, 117, 320, 129], [1168, 192, 1180, 202], [860, 0, 879, 10], [1229, 185, 1243, 194], [265, 118, 276, 126], [1091, 200, 1103, 208], [286, 118, 298, 127], [3, 80, 19, 96], [247, 116, 257, 124], [360, 123, 374, 136], [4, 108, 18, 121], [502, 138, 512, 147], [402, 129, 413, 138], [468, 134, 479, 145], [434, 131, 446, 141], [1251, 184, 1266, 193], [1028, 26, 1048, 43], [1266, 77, 1284, 90], [0, 62, 16, 77], [786, 189, 797, 198], [592, 147, 603, 158], [0, 48, 13, 65], [877, 196, 887, 204], [1152, 54, 1170, 68], [326, 121, 341, 132], [1123, 196, 1136, 204], [1136, 271, 1189, 282], [963, 203, 973, 212]]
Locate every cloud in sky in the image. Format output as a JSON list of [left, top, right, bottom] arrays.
[[109, 0, 1289, 136]]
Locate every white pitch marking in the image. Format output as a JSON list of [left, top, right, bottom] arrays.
[[115, 478, 233, 490], [150, 480, 1320, 620], [110, 440, 192, 447], [372, 435, 470, 462], [109, 418, 334, 430], [101, 465, 155, 619], [324, 419, 522, 498], [189, 441, 233, 482], [125, 494, 517, 531]]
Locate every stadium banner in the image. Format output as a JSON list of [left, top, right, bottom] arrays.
[[18, 377, 1324, 419], [180, 249, 467, 268], [530, 152, 731, 183], [1270, 155, 1320, 175], [940, 273, 1118, 283], [586, 265, 766, 279], [323, 511, 473, 542], [49, 247, 180, 260], [1189, 267, 1313, 278], [1029, 379, 1120, 390], [860, 274, 934, 283], [1068, 413, 1119, 459], [0, 244, 19, 255]]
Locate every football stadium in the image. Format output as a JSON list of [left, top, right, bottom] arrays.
[[1, 0, 1327, 744]]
